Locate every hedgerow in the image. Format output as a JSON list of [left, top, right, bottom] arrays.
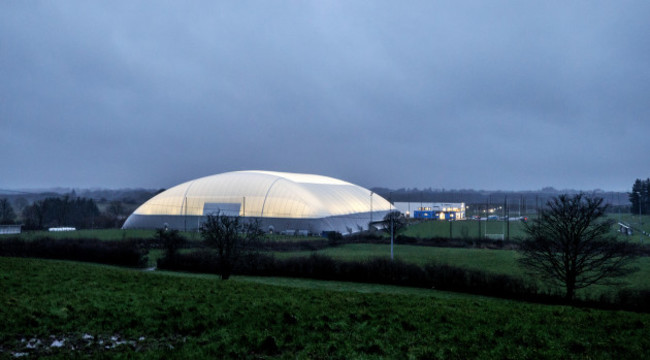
[[0, 237, 148, 267], [157, 250, 650, 312]]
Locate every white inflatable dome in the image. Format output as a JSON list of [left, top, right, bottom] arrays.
[[122, 170, 392, 235]]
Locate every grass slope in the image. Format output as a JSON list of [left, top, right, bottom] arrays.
[[277, 244, 519, 271], [2, 257, 650, 359], [276, 244, 650, 297]]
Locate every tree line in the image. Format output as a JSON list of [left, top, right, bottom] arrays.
[[0, 198, 17, 225], [21, 196, 100, 229], [629, 178, 650, 215], [0, 195, 131, 229]]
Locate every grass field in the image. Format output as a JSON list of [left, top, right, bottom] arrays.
[[275, 243, 650, 297], [2, 257, 650, 359], [616, 213, 650, 239], [401, 220, 529, 240], [276, 244, 519, 271], [401, 214, 650, 241]]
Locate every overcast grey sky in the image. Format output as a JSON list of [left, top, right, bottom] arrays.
[[1, 1, 648, 192]]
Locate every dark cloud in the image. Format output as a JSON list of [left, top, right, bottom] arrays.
[[1, 1, 649, 191]]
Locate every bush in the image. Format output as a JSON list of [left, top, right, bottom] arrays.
[[326, 231, 344, 246], [612, 289, 650, 313], [155, 228, 185, 262]]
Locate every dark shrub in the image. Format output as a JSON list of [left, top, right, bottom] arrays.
[[155, 228, 185, 262], [0, 237, 148, 267], [326, 231, 344, 246], [613, 288, 650, 313]]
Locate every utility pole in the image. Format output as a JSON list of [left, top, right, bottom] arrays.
[[506, 198, 510, 241], [390, 192, 394, 260], [638, 191, 643, 243], [478, 204, 481, 239], [449, 218, 453, 239], [484, 198, 488, 237], [420, 191, 423, 210], [503, 196, 506, 238], [369, 191, 373, 228], [618, 192, 621, 224]]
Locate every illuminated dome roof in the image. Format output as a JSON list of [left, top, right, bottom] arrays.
[[122, 170, 392, 234]]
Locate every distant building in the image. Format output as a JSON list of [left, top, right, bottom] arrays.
[[393, 202, 466, 220], [48, 227, 77, 232], [0, 225, 22, 235]]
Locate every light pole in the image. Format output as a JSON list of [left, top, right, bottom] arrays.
[[637, 191, 643, 243], [370, 191, 373, 227], [390, 191, 394, 260]]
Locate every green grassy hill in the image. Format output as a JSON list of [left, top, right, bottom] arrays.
[[2, 257, 650, 359], [278, 243, 650, 298]]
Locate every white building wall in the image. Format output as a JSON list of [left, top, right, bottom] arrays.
[[0, 225, 21, 234]]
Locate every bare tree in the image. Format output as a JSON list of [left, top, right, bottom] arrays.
[[518, 194, 639, 300], [200, 213, 264, 280], [0, 198, 17, 225]]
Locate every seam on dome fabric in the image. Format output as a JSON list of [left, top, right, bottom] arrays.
[[259, 176, 284, 218], [179, 180, 198, 216]]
